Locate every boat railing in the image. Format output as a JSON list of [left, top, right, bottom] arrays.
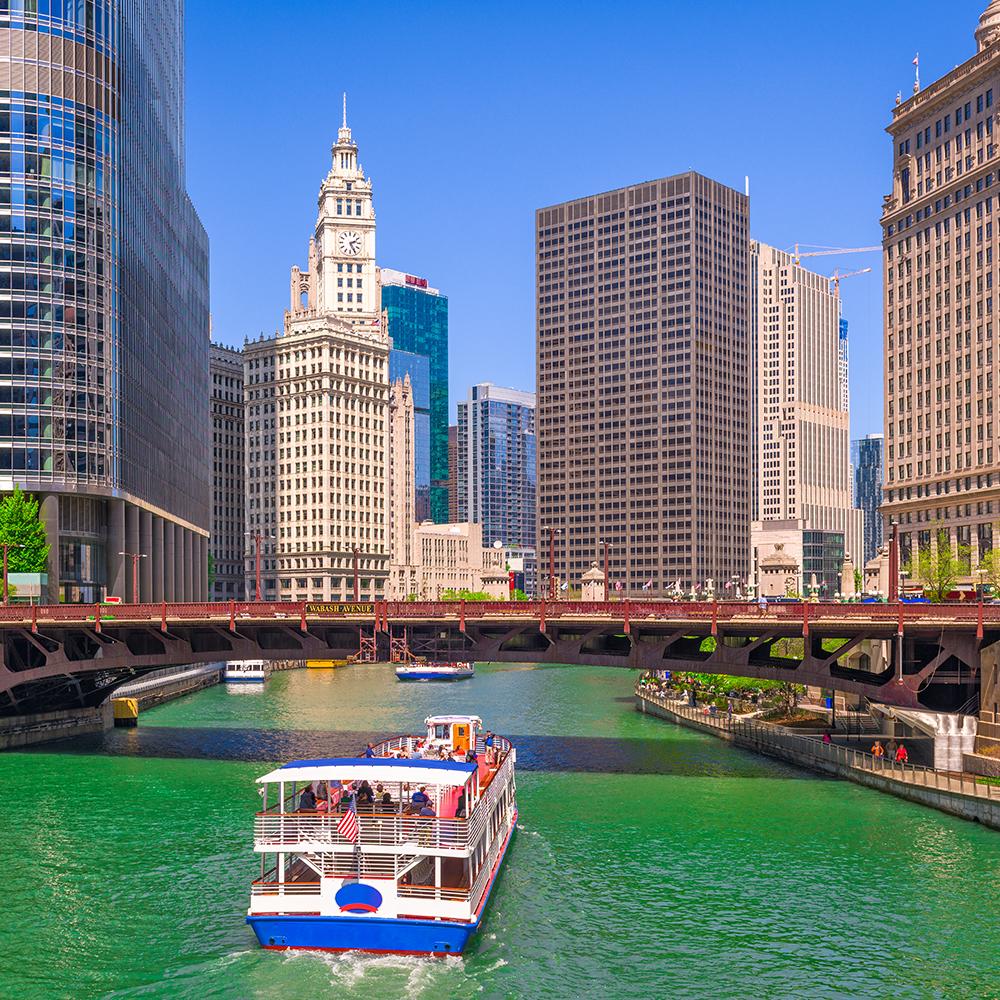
[[254, 810, 471, 851], [396, 882, 471, 902], [250, 879, 322, 897]]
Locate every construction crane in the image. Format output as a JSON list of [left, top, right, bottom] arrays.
[[829, 266, 872, 296], [792, 243, 881, 265]]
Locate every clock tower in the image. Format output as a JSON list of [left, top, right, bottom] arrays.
[[307, 95, 379, 326]]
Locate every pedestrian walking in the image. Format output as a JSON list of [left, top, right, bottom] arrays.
[[726, 699, 734, 721], [871, 740, 886, 765], [895, 742, 909, 764]]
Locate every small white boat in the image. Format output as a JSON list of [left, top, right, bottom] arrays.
[[224, 659, 268, 684], [246, 714, 517, 956], [395, 661, 474, 682]]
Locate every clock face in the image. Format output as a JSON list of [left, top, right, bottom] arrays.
[[338, 231, 362, 256]]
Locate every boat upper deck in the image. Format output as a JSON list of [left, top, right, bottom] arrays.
[[253, 731, 515, 856]]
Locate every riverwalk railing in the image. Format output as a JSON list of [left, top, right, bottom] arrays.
[[636, 685, 1000, 802]]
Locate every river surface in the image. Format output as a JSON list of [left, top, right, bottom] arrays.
[[3, 663, 1000, 999]]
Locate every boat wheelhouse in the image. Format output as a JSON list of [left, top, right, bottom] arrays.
[[246, 714, 516, 956], [224, 660, 268, 684], [394, 662, 475, 682]]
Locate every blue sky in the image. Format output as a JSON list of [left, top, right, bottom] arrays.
[[185, 0, 987, 438]]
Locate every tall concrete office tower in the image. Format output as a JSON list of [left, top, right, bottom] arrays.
[[0, 2, 210, 603], [852, 433, 884, 566], [536, 173, 749, 596], [457, 383, 536, 551], [210, 344, 245, 601], [882, 2, 1000, 578], [244, 105, 389, 602], [381, 269, 448, 523], [749, 243, 863, 596]]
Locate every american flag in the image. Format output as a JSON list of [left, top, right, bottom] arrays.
[[338, 800, 359, 843]]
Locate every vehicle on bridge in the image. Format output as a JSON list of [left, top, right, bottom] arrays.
[[246, 714, 517, 956], [395, 661, 475, 682]]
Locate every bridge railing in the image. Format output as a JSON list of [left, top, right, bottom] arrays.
[[636, 684, 1000, 801], [0, 598, 995, 628]]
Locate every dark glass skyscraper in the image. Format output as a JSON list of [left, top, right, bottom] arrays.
[[457, 383, 536, 549], [852, 434, 884, 565], [0, 0, 210, 602], [381, 268, 448, 522]]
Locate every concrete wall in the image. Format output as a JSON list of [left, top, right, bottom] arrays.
[[0, 703, 112, 750]]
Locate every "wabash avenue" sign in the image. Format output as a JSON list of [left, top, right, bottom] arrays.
[[305, 602, 375, 615]]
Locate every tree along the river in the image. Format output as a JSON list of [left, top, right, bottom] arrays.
[[0, 486, 49, 573]]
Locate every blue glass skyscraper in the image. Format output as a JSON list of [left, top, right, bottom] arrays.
[[381, 269, 448, 522], [852, 434, 884, 565], [0, 1, 210, 607]]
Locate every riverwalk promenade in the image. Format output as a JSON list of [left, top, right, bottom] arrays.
[[635, 684, 1000, 830]]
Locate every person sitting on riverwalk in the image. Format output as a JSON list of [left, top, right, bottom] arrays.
[[871, 740, 886, 761], [895, 743, 909, 764], [298, 784, 317, 811], [822, 731, 832, 745]]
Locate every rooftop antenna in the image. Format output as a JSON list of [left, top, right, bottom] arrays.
[[913, 53, 920, 94], [342, 91, 348, 128]]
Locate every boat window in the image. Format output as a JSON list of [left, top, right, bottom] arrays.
[[434, 724, 449, 740]]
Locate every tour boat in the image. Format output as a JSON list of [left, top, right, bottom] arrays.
[[246, 714, 517, 956], [224, 660, 268, 684], [395, 661, 475, 682]]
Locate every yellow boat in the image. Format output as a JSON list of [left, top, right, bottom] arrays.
[[306, 659, 348, 669]]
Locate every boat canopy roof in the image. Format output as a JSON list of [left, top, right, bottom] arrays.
[[425, 714, 483, 727], [256, 757, 478, 788]]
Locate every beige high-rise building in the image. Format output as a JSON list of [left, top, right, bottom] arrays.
[[388, 375, 416, 588], [244, 105, 389, 602], [750, 243, 863, 595], [882, 3, 1000, 578], [536, 172, 750, 596]]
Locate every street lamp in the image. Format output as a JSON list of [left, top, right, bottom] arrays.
[[541, 526, 562, 600], [598, 539, 612, 602], [246, 530, 275, 603], [1, 541, 23, 605], [118, 551, 147, 604], [975, 567, 987, 604]]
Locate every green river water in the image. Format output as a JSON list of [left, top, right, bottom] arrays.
[[2, 663, 1000, 999]]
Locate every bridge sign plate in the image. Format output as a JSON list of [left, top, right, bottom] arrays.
[[305, 602, 375, 616]]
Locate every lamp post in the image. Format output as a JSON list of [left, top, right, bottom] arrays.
[[542, 526, 562, 600], [246, 531, 274, 603], [888, 519, 900, 602], [976, 567, 987, 605], [118, 550, 147, 604], [599, 539, 611, 602], [352, 546, 361, 601], [1, 541, 23, 605]]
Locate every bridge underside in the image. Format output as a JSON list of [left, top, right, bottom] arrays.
[[0, 616, 990, 716]]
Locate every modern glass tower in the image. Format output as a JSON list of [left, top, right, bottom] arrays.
[[852, 434, 884, 565], [457, 383, 536, 550], [0, 1, 210, 602], [381, 268, 448, 522]]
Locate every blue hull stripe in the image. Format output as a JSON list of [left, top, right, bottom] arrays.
[[247, 811, 517, 956]]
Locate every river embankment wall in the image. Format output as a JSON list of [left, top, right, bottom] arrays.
[[636, 689, 1000, 831]]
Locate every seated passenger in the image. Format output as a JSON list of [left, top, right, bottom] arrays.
[[381, 791, 392, 806], [465, 747, 477, 763], [418, 802, 436, 817], [357, 780, 375, 805], [298, 784, 317, 811], [411, 786, 430, 807]]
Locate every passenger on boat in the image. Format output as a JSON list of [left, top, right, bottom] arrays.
[[456, 788, 467, 818], [485, 731, 495, 764], [411, 786, 430, 807], [464, 746, 478, 764], [364, 742, 376, 758], [298, 784, 317, 811], [418, 802, 436, 816], [357, 780, 375, 805]]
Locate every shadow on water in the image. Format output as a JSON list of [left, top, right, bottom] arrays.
[[23, 726, 811, 779]]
